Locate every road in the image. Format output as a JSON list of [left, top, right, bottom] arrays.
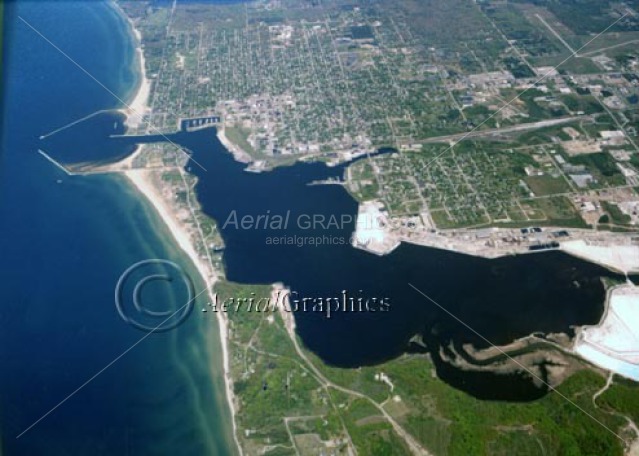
[[535, 13, 578, 55], [276, 300, 432, 456], [420, 115, 594, 144]]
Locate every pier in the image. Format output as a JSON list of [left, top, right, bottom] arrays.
[[179, 115, 220, 132]]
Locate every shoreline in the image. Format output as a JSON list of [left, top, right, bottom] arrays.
[[216, 126, 253, 164], [560, 240, 639, 276], [123, 169, 241, 454], [111, 3, 243, 454], [109, 4, 637, 452], [574, 283, 639, 381], [112, 1, 150, 131], [351, 207, 639, 275]]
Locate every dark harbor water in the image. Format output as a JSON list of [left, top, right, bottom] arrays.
[[4, 7, 623, 456], [165, 127, 618, 401], [40, 110, 138, 167], [41, 104, 622, 402], [1, 2, 235, 455]]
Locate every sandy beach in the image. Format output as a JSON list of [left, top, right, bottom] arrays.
[[114, 2, 150, 131], [124, 160, 243, 456], [123, 46, 151, 130], [114, 3, 243, 453], [124, 170, 209, 279]]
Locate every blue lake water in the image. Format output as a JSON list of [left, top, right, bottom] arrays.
[[25, 21, 622, 405], [0, 2, 236, 455], [0, 1, 629, 453], [179, 128, 619, 401], [89, 122, 615, 401]]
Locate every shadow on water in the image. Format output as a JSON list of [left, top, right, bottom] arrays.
[[178, 128, 624, 401], [45, 118, 623, 401]]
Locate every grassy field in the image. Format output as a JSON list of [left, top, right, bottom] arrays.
[[218, 280, 639, 456], [525, 175, 571, 196], [224, 126, 257, 158], [601, 201, 632, 226]]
